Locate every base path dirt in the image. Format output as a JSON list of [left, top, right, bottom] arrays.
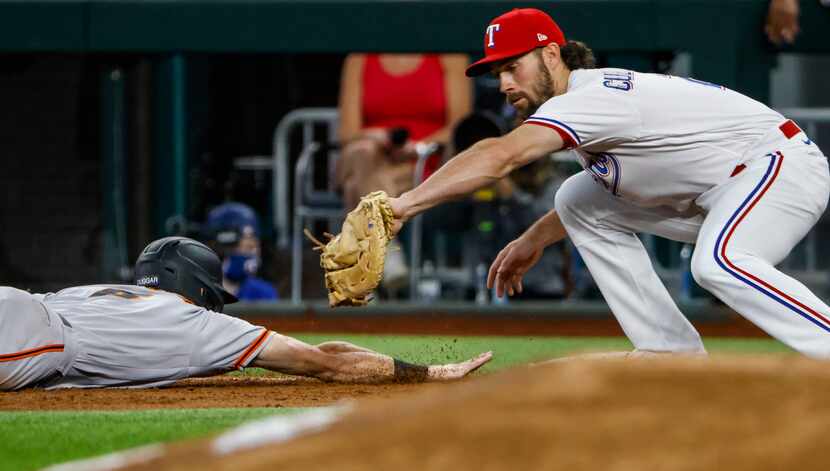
[[121, 355, 830, 471], [0, 376, 423, 411]]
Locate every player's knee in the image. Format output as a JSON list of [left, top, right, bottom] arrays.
[[690, 248, 723, 290], [553, 174, 584, 217], [0, 287, 26, 307]]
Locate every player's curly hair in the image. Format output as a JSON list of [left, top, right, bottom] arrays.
[[560, 40, 596, 70]]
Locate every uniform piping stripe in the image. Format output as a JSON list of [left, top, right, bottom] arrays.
[[524, 116, 581, 145], [524, 121, 578, 149], [0, 344, 64, 363], [713, 152, 830, 333], [234, 329, 271, 369]]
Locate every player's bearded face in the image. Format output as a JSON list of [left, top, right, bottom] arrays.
[[505, 53, 556, 121]]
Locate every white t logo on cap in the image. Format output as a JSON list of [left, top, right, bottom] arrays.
[[486, 24, 501, 48]]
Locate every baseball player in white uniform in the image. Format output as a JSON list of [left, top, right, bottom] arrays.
[[389, 8, 830, 357], [0, 237, 491, 390]]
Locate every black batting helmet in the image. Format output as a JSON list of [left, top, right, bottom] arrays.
[[134, 236, 238, 311]]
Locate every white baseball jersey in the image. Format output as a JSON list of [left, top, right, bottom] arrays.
[[525, 68, 785, 211], [536, 68, 830, 358], [0, 285, 272, 390]]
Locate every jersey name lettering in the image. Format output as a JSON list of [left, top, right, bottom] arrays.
[[602, 71, 633, 91]]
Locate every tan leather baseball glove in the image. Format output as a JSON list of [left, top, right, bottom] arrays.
[[305, 191, 396, 307]]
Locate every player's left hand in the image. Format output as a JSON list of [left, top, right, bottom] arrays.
[[427, 351, 493, 381], [387, 196, 409, 237], [488, 235, 544, 298]]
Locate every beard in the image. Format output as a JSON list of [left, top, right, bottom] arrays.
[[508, 61, 556, 121]]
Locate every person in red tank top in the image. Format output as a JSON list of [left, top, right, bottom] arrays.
[[336, 54, 472, 211]]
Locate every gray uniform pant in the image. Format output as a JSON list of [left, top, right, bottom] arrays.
[[0, 287, 71, 390]]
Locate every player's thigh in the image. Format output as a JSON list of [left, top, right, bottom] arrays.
[[695, 152, 829, 266], [555, 171, 702, 244]]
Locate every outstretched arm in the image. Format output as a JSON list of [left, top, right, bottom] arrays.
[[389, 123, 564, 229], [251, 332, 492, 383]]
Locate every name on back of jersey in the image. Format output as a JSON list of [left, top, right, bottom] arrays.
[[602, 70, 634, 92]]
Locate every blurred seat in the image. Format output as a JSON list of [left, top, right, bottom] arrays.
[[273, 108, 340, 252], [271, 108, 341, 304], [274, 107, 442, 304]]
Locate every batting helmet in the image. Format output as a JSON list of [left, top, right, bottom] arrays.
[[134, 236, 238, 311]]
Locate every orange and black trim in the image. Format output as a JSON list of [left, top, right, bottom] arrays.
[[233, 330, 271, 369], [0, 344, 64, 363]]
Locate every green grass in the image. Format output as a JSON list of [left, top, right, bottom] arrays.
[[0, 408, 296, 471], [228, 334, 636, 377], [272, 333, 791, 373], [0, 334, 792, 471]]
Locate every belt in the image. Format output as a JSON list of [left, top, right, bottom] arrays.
[[731, 119, 802, 177]]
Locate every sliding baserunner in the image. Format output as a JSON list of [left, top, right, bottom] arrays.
[[0, 236, 490, 390]]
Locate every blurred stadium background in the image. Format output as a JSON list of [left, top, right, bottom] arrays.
[[2, 1, 830, 468], [1, 0, 829, 321]]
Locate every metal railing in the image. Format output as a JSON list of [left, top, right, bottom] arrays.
[[273, 108, 339, 251]]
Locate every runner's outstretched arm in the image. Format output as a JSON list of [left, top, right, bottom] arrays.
[[251, 333, 492, 383]]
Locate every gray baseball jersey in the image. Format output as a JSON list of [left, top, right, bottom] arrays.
[[0, 284, 272, 390]]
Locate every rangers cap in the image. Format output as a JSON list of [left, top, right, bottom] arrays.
[[466, 8, 566, 77]]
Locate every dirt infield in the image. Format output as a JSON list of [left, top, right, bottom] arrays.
[[118, 356, 830, 471], [0, 375, 422, 411]]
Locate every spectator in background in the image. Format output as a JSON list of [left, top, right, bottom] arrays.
[[335, 53, 472, 290], [766, 0, 800, 45], [335, 53, 472, 210], [422, 111, 574, 300], [204, 202, 278, 302]]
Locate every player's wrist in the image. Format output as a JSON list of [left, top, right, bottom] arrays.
[[521, 226, 548, 250], [393, 358, 429, 382], [392, 193, 416, 221]]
